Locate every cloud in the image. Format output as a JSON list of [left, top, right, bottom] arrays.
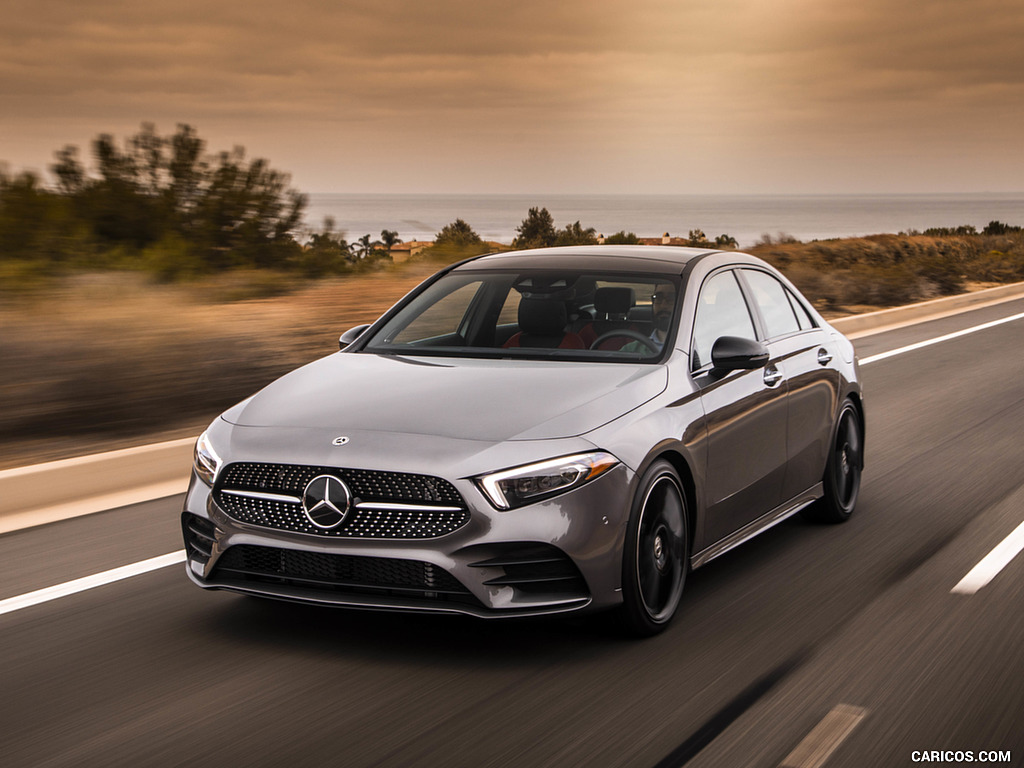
[[2, 0, 1023, 192]]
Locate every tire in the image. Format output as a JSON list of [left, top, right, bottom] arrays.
[[803, 399, 863, 524], [618, 460, 689, 636]]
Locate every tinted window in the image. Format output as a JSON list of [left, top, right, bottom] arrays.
[[742, 270, 801, 339], [389, 280, 483, 344], [363, 271, 678, 362], [691, 271, 757, 370]]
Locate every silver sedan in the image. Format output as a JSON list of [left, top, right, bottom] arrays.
[[183, 246, 864, 635]]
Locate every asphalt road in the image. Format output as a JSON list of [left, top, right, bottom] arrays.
[[3, 298, 1024, 768]]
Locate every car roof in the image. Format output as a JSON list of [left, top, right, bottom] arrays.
[[450, 245, 737, 275]]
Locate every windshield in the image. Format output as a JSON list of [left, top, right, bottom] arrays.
[[360, 270, 680, 362]]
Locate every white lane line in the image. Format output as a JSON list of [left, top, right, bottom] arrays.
[[0, 550, 186, 617], [779, 705, 868, 768], [951, 519, 1024, 595], [859, 310, 1024, 365]]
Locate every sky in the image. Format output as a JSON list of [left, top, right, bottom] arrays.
[[2, 0, 1023, 195]]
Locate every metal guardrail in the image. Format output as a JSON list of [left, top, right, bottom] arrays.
[[0, 438, 194, 533], [829, 281, 1024, 336]]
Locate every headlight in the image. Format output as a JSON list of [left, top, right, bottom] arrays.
[[193, 430, 222, 486], [476, 452, 619, 510]]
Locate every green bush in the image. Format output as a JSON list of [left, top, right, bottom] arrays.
[[604, 230, 639, 244]]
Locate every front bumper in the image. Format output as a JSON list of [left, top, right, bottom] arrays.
[[182, 463, 632, 618]]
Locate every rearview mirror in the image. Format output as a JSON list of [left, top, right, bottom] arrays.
[[711, 336, 769, 371], [339, 324, 371, 350]]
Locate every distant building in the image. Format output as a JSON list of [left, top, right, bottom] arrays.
[[388, 241, 435, 263], [637, 233, 690, 246], [598, 232, 692, 246]]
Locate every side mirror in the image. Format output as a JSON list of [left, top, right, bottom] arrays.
[[711, 336, 769, 371], [339, 324, 371, 350]]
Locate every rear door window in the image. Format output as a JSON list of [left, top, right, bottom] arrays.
[[786, 290, 817, 330], [741, 269, 801, 339]]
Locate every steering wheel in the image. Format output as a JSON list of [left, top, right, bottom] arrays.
[[589, 329, 660, 352]]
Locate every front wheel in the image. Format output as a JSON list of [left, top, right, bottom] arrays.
[[618, 460, 689, 636], [803, 399, 863, 524]]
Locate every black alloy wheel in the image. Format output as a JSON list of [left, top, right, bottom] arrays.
[[620, 460, 688, 636], [804, 399, 863, 524]]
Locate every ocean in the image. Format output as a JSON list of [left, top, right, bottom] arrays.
[[303, 192, 1024, 250]]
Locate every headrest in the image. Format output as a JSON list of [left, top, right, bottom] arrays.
[[595, 287, 635, 315], [518, 298, 568, 336], [627, 305, 653, 323]]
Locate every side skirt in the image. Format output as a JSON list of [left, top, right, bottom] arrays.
[[690, 483, 823, 569]]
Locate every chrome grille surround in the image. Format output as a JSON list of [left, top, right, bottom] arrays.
[[213, 462, 470, 539]]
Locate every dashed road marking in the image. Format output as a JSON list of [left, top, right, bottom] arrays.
[[779, 704, 868, 768], [952, 518, 1024, 595]]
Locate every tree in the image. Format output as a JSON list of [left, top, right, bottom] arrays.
[[687, 229, 708, 246], [187, 145, 306, 269], [923, 225, 978, 237], [983, 221, 1022, 236], [166, 124, 207, 233], [129, 122, 165, 197], [299, 216, 352, 276], [355, 233, 375, 259], [514, 207, 556, 249], [435, 218, 482, 248], [715, 234, 738, 249], [0, 170, 64, 262], [554, 220, 598, 246], [3, 123, 309, 277], [604, 230, 639, 244], [85, 131, 164, 248], [380, 229, 402, 249], [51, 146, 85, 195]]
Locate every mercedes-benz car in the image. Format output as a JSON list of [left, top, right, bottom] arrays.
[[182, 245, 864, 634]]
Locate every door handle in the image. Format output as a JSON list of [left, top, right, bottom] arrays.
[[817, 348, 833, 365], [763, 365, 782, 387]]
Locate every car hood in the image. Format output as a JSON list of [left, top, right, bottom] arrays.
[[224, 352, 667, 441]]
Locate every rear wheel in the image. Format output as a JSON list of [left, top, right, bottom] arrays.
[[803, 399, 862, 523], [619, 460, 688, 636]]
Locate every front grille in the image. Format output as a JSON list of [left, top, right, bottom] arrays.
[[220, 463, 462, 503], [467, 543, 589, 599], [182, 513, 217, 563], [211, 545, 477, 605], [213, 462, 470, 539]]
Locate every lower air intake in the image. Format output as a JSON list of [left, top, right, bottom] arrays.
[[210, 545, 477, 606], [467, 543, 589, 600], [182, 513, 217, 564]]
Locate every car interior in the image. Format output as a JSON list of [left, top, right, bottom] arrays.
[[367, 272, 677, 359]]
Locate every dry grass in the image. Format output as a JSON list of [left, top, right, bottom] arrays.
[[0, 263, 441, 468], [749, 233, 1024, 310]]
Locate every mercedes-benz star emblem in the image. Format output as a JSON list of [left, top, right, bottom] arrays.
[[301, 475, 353, 529]]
